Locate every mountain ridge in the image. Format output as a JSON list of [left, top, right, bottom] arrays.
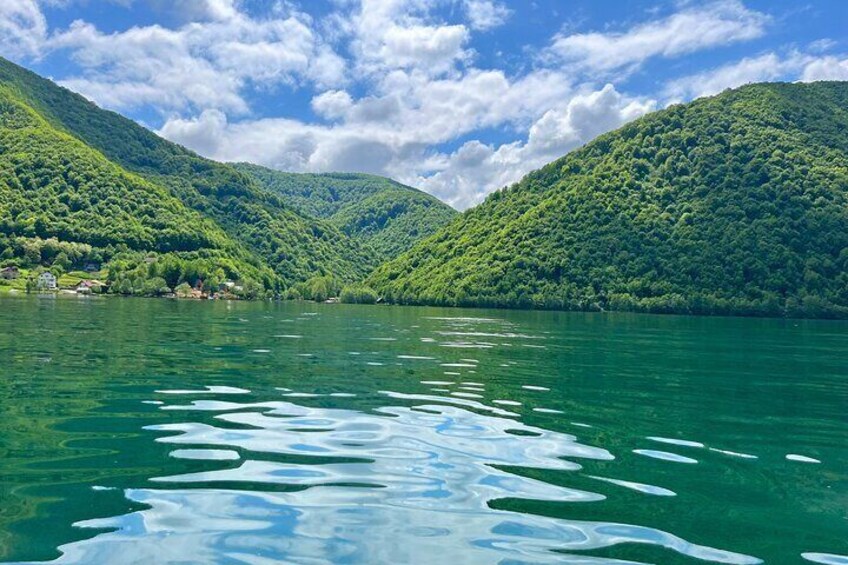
[[0, 56, 380, 291], [0, 56, 449, 295], [368, 81, 848, 318], [232, 163, 457, 260]]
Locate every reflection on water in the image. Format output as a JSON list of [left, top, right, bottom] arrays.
[[1, 298, 846, 564], [49, 395, 758, 564]]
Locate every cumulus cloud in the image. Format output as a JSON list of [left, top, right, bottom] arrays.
[[5, 0, 832, 211], [311, 90, 354, 120], [345, 0, 473, 77], [463, 0, 511, 31], [547, 0, 768, 75], [159, 108, 229, 156], [149, 0, 239, 22], [0, 0, 48, 60], [664, 53, 795, 100], [46, 4, 346, 114], [160, 84, 654, 209], [664, 51, 848, 100], [415, 85, 656, 207], [378, 24, 470, 72], [801, 55, 848, 81]]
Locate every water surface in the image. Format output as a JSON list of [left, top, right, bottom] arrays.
[[0, 297, 846, 563]]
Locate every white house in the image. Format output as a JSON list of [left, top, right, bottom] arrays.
[[37, 271, 57, 290]]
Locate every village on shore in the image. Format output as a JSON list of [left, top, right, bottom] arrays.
[[0, 264, 251, 300]]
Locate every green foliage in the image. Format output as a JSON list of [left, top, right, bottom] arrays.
[[369, 82, 848, 319], [234, 163, 457, 260], [330, 189, 457, 259], [0, 57, 378, 290], [340, 284, 378, 304], [174, 282, 193, 298], [295, 275, 342, 302]]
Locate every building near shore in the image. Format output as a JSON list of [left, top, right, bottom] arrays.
[[37, 272, 57, 290], [76, 280, 104, 294], [0, 266, 19, 280]]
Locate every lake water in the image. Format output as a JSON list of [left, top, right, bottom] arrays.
[[0, 296, 846, 564]]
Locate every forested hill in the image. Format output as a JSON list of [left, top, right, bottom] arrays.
[[368, 82, 848, 318], [233, 163, 457, 260], [0, 56, 377, 293]]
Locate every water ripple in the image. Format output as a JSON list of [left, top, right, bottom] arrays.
[[40, 395, 763, 564]]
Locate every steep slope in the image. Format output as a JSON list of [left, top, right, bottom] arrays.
[[369, 82, 848, 318], [0, 85, 276, 289], [233, 164, 457, 259], [0, 57, 376, 288]]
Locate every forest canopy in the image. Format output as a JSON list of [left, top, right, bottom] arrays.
[[367, 82, 848, 319]]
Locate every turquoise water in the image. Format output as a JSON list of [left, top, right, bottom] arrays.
[[0, 296, 846, 563]]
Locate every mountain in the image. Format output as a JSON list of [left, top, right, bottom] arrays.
[[233, 164, 457, 260], [0, 56, 378, 294], [368, 82, 848, 318]]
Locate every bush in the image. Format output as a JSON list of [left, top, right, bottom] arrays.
[[340, 284, 378, 304], [174, 282, 193, 298]]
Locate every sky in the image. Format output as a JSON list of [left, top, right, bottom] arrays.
[[2, 0, 847, 210]]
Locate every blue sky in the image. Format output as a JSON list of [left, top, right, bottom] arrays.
[[2, 0, 847, 209]]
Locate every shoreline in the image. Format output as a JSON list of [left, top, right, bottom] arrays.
[[2, 290, 847, 322]]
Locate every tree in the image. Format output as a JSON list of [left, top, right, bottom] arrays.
[[174, 282, 193, 298], [52, 252, 71, 273], [340, 285, 378, 304]]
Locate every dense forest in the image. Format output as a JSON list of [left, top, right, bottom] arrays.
[[368, 82, 848, 318], [0, 56, 379, 293], [233, 164, 457, 260], [3, 52, 848, 318]]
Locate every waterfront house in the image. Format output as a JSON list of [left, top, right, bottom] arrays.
[[37, 272, 57, 290], [76, 280, 103, 294], [0, 266, 19, 280]]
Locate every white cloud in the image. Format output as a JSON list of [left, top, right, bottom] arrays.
[[159, 108, 229, 156], [47, 5, 346, 114], [346, 0, 473, 77], [547, 0, 768, 75], [801, 55, 848, 82], [0, 0, 48, 60], [415, 85, 656, 208], [161, 83, 653, 210], [378, 24, 470, 72], [664, 51, 848, 100], [311, 90, 354, 120], [150, 0, 239, 22], [664, 53, 795, 100], [7, 0, 829, 213], [463, 0, 511, 31]]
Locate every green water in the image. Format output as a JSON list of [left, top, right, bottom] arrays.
[[0, 296, 846, 564]]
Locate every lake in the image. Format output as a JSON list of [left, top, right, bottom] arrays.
[[0, 296, 846, 564]]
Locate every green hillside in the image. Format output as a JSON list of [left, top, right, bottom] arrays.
[[368, 82, 848, 318], [0, 57, 376, 292], [0, 84, 282, 294], [233, 164, 457, 259]]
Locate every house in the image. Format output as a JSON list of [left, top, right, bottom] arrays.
[[83, 263, 101, 273], [0, 266, 19, 280], [37, 272, 57, 290], [76, 280, 103, 294]]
